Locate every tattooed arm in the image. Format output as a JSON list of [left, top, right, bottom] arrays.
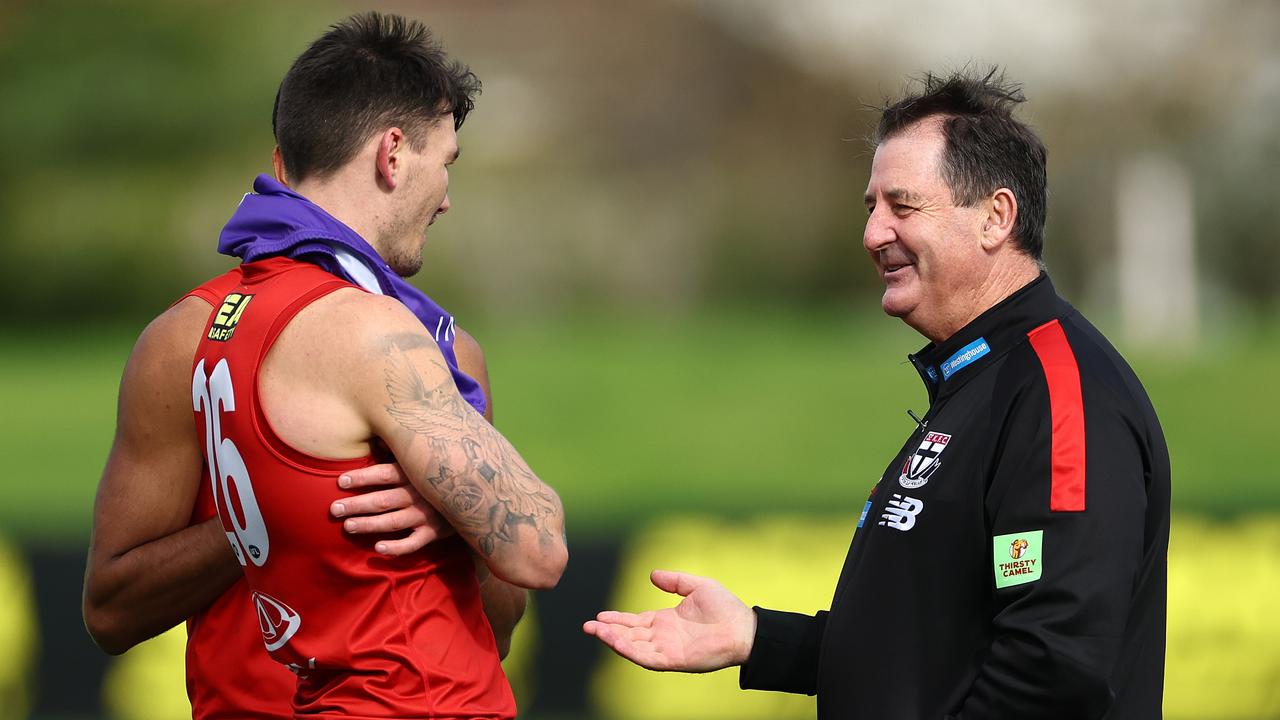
[[347, 298, 567, 590], [453, 327, 528, 658]]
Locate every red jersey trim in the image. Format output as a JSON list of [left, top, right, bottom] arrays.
[[1027, 319, 1087, 512]]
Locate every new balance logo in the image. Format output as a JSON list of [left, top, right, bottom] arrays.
[[879, 494, 924, 532]]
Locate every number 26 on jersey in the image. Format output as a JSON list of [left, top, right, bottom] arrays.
[[192, 358, 271, 567]]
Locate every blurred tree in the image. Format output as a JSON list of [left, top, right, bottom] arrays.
[[0, 0, 1275, 325], [0, 0, 337, 322]]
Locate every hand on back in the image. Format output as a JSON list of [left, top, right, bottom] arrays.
[[330, 463, 455, 556]]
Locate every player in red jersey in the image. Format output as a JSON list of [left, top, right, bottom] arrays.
[[82, 13, 543, 719], [83, 273, 523, 719], [190, 257, 554, 718], [181, 12, 567, 715]]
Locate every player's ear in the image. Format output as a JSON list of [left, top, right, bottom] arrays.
[[272, 146, 288, 185], [375, 128, 407, 191], [980, 188, 1017, 252]]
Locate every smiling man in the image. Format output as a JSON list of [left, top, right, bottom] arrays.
[[585, 69, 1170, 719]]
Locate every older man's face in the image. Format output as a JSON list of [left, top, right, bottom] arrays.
[[862, 119, 991, 343]]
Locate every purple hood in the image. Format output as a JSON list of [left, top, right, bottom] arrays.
[[218, 174, 486, 415]]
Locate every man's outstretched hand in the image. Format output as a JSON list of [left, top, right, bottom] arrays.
[[330, 463, 455, 555], [583, 570, 756, 673]]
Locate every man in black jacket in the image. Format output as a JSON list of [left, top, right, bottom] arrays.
[[584, 69, 1169, 719]]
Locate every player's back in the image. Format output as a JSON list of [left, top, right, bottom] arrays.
[[190, 256, 514, 719], [180, 267, 296, 720]]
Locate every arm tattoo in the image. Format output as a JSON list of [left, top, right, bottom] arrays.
[[382, 340, 561, 557]]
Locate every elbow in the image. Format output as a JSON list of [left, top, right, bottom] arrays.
[[83, 604, 135, 656], [530, 540, 569, 590], [497, 540, 568, 591], [83, 577, 145, 656]]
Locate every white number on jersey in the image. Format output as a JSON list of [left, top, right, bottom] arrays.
[[192, 358, 270, 566]]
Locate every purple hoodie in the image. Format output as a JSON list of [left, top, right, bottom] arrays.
[[218, 174, 486, 415]]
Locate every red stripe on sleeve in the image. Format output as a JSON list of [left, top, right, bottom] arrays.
[[1027, 319, 1087, 512]]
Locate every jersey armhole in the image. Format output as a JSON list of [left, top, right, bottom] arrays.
[[248, 280, 376, 473]]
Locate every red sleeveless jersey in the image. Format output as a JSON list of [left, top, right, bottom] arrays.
[[189, 257, 514, 720], [182, 265, 296, 720]]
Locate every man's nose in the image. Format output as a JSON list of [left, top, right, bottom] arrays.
[[437, 193, 451, 216], [863, 208, 895, 253]]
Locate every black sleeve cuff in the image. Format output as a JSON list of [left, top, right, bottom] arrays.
[[738, 607, 826, 696]]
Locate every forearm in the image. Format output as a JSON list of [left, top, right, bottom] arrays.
[[84, 517, 240, 654], [367, 330, 567, 588], [739, 608, 823, 695], [477, 566, 527, 660], [420, 445, 566, 590]]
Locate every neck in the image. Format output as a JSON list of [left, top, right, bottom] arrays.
[[291, 175, 388, 258], [915, 257, 1041, 344]]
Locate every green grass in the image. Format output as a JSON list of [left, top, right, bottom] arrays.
[[1, 311, 1276, 545], [0, 325, 134, 544]]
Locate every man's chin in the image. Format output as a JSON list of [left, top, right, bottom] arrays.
[[881, 289, 916, 319], [389, 257, 424, 278]]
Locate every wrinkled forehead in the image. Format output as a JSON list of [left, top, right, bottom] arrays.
[[866, 118, 949, 198]]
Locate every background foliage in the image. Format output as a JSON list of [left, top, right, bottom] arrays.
[[0, 0, 1276, 718]]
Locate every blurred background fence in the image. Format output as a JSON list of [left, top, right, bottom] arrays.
[[0, 1, 1277, 717]]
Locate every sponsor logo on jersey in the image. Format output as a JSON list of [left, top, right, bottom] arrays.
[[434, 314, 455, 342], [878, 494, 924, 531], [856, 479, 881, 529], [287, 657, 317, 679], [253, 591, 302, 651], [857, 500, 873, 529], [900, 431, 951, 489], [208, 293, 254, 342], [1009, 538, 1029, 559], [993, 530, 1043, 588], [940, 337, 990, 380]]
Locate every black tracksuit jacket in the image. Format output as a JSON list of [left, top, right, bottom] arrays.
[[740, 275, 1170, 719]]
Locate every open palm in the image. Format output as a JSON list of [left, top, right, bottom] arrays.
[[583, 570, 755, 673]]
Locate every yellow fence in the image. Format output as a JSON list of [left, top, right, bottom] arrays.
[[595, 514, 1280, 720], [6, 514, 1276, 718]]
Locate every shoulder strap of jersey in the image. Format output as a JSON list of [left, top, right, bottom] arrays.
[[248, 271, 369, 472], [195, 259, 369, 473]]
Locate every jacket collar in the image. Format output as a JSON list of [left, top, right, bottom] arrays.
[[909, 273, 1071, 403]]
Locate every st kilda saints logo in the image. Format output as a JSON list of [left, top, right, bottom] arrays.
[[899, 431, 951, 489]]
